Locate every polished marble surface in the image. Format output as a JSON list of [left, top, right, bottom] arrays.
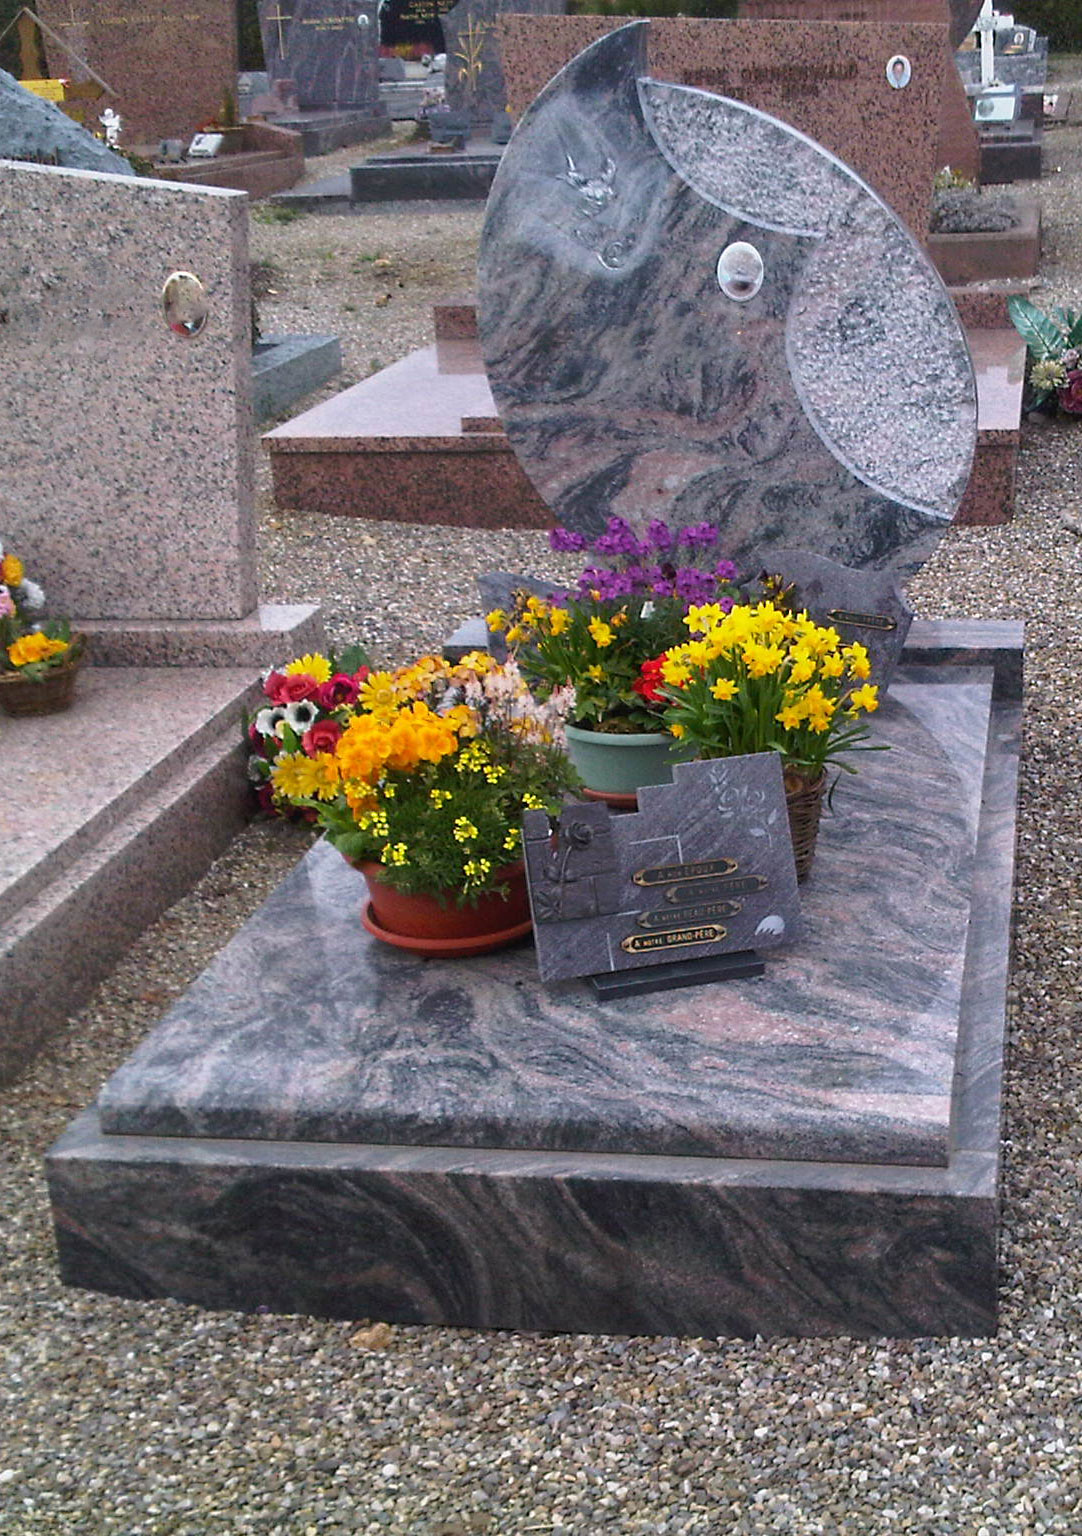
[[99, 668, 991, 1169], [478, 22, 977, 576]]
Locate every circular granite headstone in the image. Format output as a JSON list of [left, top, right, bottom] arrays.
[[477, 21, 977, 577]]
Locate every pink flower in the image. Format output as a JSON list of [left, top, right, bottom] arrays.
[[302, 719, 343, 756], [280, 673, 320, 702], [1058, 369, 1082, 415], [0, 588, 14, 618], [317, 672, 360, 709]]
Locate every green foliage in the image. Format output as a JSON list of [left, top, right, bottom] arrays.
[[1008, 294, 1076, 359], [1012, 1, 1082, 53], [237, 0, 265, 71], [252, 202, 301, 223]]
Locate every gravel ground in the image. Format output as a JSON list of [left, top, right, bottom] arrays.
[[5, 109, 1082, 1536]]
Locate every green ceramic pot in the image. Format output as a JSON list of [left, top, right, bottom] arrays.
[[563, 722, 691, 796]]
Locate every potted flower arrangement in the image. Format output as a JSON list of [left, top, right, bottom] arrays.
[[650, 600, 883, 880], [0, 540, 85, 717], [247, 644, 372, 817], [267, 649, 578, 956], [486, 516, 741, 805], [1007, 295, 1082, 416]]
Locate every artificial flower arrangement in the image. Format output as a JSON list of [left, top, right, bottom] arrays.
[[1007, 295, 1082, 415], [0, 539, 83, 687], [247, 645, 372, 817], [485, 516, 741, 734], [266, 648, 579, 906], [649, 599, 882, 788]]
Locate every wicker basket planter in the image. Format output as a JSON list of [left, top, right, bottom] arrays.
[[0, 638, 86, 717], [783, 767, 827, 883]]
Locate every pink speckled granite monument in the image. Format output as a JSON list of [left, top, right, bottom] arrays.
[[37, 0, 236, 148], [0, 160, 321, 1083], [0, 160, 319, 666]]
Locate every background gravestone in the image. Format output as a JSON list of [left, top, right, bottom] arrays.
[[499, 15, 950, 237], [258, 0, 384, 113], [0, 67, 133, 172], [479, 21, 977, 580], [37, 0, 236, 146], [734, 0, 982, 181], [441, 0, 565, 125]]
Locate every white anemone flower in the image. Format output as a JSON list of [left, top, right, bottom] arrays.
[[284, 699, 319, 733], [17, 579, 45, 611], [255, 706, 288, 737]]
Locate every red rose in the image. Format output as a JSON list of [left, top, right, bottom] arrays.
[[276, 673, 319, 702], [1058, 369, 1082, 415], [263, 670, 288, 702], [317, 672, 360, 709], [302, 719, 343, 756]]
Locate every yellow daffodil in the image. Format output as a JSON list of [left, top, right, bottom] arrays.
[[588, 618, 614, 648], [485, 608, 508, 632], [711, 678, 738, 702], [548, 607, 571, 636], [849, 683, 880, 713]]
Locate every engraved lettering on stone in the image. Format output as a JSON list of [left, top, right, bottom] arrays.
[[637, 899, 741, 929], [665, 873, 768, 903]]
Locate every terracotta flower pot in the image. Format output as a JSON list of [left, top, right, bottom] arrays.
[[356, 858, 533, 957]]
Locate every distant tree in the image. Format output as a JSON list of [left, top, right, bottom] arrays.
[[237, 0, 265, 71], [1012, 1, 1082, 51]]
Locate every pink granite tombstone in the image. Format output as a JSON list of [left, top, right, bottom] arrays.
[[37, 0, 237, 147], [499, 14, 962, 234]]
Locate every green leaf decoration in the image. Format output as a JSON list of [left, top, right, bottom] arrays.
[[1008, 296, 1066, 361], [336, 642, 372, 675]]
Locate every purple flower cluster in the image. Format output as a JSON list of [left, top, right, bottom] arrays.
[[549, 516, 738, 613]]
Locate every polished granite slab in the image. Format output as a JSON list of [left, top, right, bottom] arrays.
[[478, 22, 977, 577], [45, 629, 1022, 1336], [96, 667, 988, 1170]]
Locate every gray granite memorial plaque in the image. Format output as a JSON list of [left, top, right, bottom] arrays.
[[477, 21, 977, 580], [523, 755, 802, 983]]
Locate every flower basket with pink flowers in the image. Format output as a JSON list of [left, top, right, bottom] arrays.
[[1008, 296, 1082, 416]]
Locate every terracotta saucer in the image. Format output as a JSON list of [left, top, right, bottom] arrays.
[[361, 903, 535, 959]]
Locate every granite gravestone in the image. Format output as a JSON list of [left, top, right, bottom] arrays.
[[258, 0, 382, 111], [478, 21, 977, 582], [37, 0, 236, 145], [524, 757, 802, 985], [0, 66, 133, 172], [441, 0, 565, 125]]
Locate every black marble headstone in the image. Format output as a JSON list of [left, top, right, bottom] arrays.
[[764, 549, 912, 691], [524, 755, 802, 984], [441, 0, 565, 124], [258, 0, 381, 110]]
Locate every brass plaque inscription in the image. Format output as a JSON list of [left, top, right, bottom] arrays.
[[620, 924, 727, 954], [633, 857, 738, 887]]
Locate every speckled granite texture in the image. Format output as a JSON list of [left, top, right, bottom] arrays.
[[46, 627, 1022, 1336], [479, 24, 977, 577], [498, 16, 950, 235], [0, 163, 256, 624], [1, 668, 260, 1085], [928, 198, 1041, 284], [733, 1, 982, 179], [37, 0, 237, 147]]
